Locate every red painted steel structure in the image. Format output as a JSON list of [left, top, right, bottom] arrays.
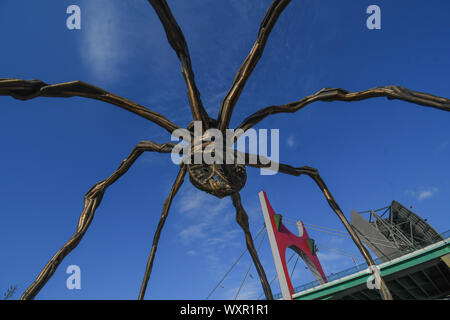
[[260, 191, 327, 297]]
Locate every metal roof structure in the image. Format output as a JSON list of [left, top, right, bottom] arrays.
[[292, 235, 450, 300], [351, 201, 443, 262]]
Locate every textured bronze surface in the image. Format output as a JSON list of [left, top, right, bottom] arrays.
[[1, 0, 449, 300], [237, 86, 450, 132], [217, 0, 292, 131], [148, 0, 210, 126], [19, 141, 175, 300], [231, 192, 274, 300], [188, 163, 247, 198], [138, 164, 187, 300], [0, 79, 180, 134]]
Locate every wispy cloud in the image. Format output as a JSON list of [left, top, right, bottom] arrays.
[[217, 277, 262, 300], [175, 187, 268, 299], [317, 251, 346, 263], [80, 1, 129, 84], [232, 280, 261, 300], [185, 250, 197, 256], [405, 187, 439, 201], [287, 134, 295, 148], [207, 229, 241, 248], [175, 186, 239, 267], [418, 190, 437, 200], [177, 187, 231, 218], [179, 223, 208, 242]]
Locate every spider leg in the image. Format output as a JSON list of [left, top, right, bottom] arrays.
[[217, 0, 292, 131], [246, 158, 393, 300], [0, 78, 181, 135], [237, 86, 450, 132], [147, 0, 210, 125], [138, 164, 187, 300], [20, 141, 175, 300], [230, 192, 273, 300]]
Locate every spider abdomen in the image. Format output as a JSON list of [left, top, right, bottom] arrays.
[[187, 163, 246, 198]]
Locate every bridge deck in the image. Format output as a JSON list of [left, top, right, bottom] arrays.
[[290, 237, 450, 300]]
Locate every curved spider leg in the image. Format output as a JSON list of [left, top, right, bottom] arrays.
[[230, 192, 273, 300], [147, 0, 210, 126], [217, 0, 292, 131], [138, 164, 187, 300], [0, 78, 181, 135], [20, 141, 175, 300], [237, 86, 450, 132], [246, 157, 393, 300]]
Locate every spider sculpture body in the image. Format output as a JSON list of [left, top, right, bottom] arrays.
[[1, 0, 450, 300]]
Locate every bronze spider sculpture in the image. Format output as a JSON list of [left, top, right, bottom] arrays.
[[1, 0, 450, 300]]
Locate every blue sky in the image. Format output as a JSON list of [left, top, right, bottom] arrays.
[[0, 0, 449, 300]]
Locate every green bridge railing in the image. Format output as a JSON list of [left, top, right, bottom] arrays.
[[270, 230, 449, 300]]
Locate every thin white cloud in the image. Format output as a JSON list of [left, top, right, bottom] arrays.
[[179, 223, 208, 243], [418, 190, 434, 200], [405, 187, 439, 201], [217, 277, 262, 300], [80, 1, 128, 84], [316, 251, 345, 263], [174, 185, 246, 279], [207, 229, 240, 248], [287, 134, 295, 148], [186, 250, 197, 256], [233, 280, 261, 300], [175, 185, 237, 244], [177, 187, 230, 218]]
